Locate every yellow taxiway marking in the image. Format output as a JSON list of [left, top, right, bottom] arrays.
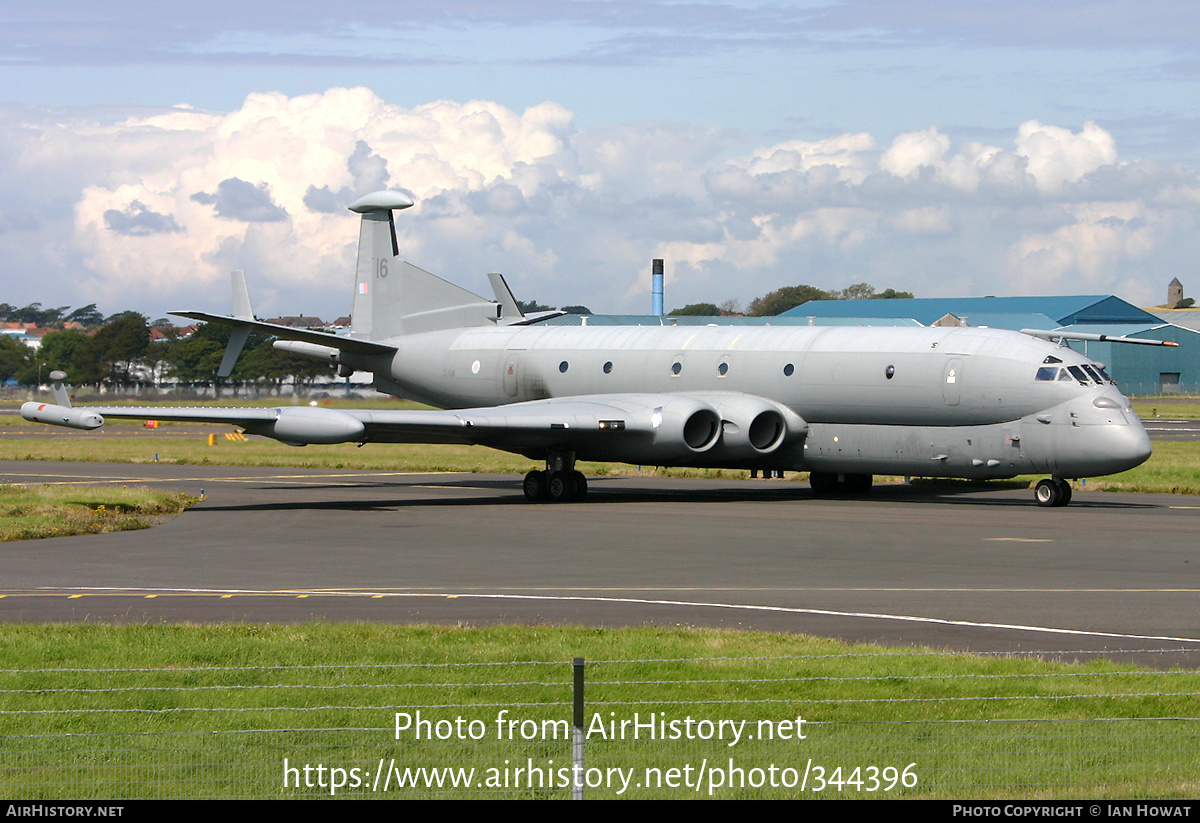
[[984, 537, 1053, 543], [1170, 506, 1200, 510]]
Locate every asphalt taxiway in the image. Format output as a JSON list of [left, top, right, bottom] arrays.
[[1, 460, 1198, 664]]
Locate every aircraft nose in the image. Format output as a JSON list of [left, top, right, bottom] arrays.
[[1112, 418, 1152, 472]]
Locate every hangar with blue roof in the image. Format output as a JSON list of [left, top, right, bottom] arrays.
[[782, 295, 1197, 395]]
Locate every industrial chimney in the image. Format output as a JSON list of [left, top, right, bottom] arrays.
[[652, 259, 664, 316]]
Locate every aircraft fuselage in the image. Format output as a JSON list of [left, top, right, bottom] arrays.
[[347, 323, 1151, 481]]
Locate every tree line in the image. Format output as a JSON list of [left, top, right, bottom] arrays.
[[669, 283, 914, 317], [0, 314, 334, 390]]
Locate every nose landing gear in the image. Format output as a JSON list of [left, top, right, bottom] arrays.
[[1034, 478, 1073, 507]]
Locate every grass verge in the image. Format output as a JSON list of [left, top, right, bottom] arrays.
[[0, 484, 195, 541], [0, 623, 1196, 799]]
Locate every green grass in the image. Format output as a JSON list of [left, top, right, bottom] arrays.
[[0, 624, 1196, 799], [1133, 399, 1200, 420], [1080, 441, 1200, 494], [0, 483, 195, 541]]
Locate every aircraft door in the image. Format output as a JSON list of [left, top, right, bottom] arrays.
[[942, 359, 962, 406], [503, 352, 521, 397]]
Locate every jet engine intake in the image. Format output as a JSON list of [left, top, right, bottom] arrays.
[[641, 397, 722, 457], [700, 395, 808, 459]]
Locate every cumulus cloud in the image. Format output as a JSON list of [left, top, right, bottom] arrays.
[[1, 88, 1197, 316], [191, 178, 288, 222], [103, 201, 184, 236], [1015, 120, 1118, 193]]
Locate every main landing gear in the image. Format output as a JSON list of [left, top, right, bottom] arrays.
[[523, 449, 588, 503], [1034, 478, 1073, 508]]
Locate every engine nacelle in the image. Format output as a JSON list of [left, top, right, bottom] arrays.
[[642, 396, 722, 458], [245, 407, 366, 445], [21, 402, 104, 430], [699, 394, 808, 460]]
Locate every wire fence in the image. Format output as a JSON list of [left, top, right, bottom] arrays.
[[2, 649, 1199, 799]]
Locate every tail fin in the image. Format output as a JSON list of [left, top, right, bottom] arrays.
[[217, 270, 254, 378], [348, 191, 499, 339]]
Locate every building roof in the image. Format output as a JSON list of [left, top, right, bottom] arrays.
[[530, 314, 921, 327], [930, 312, 1060, 330], [780, 295, 1161, 326], [1152, 310, 1200, 331]]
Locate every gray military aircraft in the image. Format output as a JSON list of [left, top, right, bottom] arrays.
[[23, 190, 1160, 507]]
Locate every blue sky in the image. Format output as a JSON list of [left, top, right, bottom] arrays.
[[1, 1, 1198, 318]]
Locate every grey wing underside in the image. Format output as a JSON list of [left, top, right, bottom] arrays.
[[63, 392, 803, 464], [86, 396, 672, 458]]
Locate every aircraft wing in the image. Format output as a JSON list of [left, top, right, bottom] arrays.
[[23, 393, 807, 462]]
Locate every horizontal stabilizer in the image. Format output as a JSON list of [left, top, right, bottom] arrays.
[[171, 311, 397, 357]]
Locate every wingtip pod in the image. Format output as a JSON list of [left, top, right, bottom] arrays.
[[21, 402, 104, 430]]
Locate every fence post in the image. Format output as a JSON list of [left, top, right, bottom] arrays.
[[572, 657, 584, 800]]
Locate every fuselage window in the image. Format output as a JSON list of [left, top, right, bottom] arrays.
[[559, 361, 569, 373], [885, 365, 895, 380], [603, 361, 613, 374], [718, 362, 729, 376], [671, 361, 682, 375], [783, 363, 795, 377]]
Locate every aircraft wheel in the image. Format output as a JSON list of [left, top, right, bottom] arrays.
[[1034, 479, 1063, 508], [523, 470, 548, 502], [1056, 479, 1073, 506], [809, 471, 838, 497], [571, 470, 588, 501], [548, 471, 579, 503]]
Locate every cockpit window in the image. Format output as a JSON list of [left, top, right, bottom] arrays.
[[1043, 355, 1063, 364], [1096, 365, 1114, 383], [1067, 366, 1089, 384], [1081, 364, 1105, 384], [1057, 369, 1074, 381], [1035, 367, 1059, 381]]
